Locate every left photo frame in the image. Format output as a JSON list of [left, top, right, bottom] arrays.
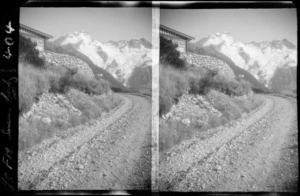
[[1, 2, 154, 194]]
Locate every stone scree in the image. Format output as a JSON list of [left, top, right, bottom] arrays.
[[40, 51, 94, 80], [21, 93, 82, 126], [181, 53, 235, 79], [162, 93, 222, 126]]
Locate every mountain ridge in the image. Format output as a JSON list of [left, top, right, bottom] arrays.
[[187, 43, 270, 93], [195, 32, 297, 91]]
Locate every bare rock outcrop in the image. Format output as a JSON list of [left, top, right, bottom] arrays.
[[40, 51, 94, 80], [181, 53, 235, 78]]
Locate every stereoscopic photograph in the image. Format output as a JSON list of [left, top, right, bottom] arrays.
[[0, 1, 298, 194], [18, 7, 152, 190], [159, 8, 298, 192]]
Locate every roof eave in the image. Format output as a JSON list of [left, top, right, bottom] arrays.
[[160, 24, 195, 41], [20, 23, 53, 40]]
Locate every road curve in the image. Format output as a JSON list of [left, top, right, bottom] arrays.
[[18, 94, 152, 190], [159, 95, 298, 192]]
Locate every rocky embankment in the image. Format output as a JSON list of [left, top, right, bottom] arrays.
[[40, 51, 94, 79], [181, 53, 235, 78]]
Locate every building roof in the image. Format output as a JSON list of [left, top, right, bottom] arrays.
[[160, 24, 194, 41], [20, 23, 53, 40]]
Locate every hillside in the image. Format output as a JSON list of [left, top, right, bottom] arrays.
[[19, 35, 123, 152], [187, 44, 270, 93], [194, 33, 297, 91], [159, 37, 263, 152], [52, 31, 152, 91]]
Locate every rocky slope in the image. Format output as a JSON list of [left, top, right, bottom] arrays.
[[53, 31, 152, 89], [159, 94, 298, 192], [40, 51, 95, 80], [20, 93, 82, 128], [195, 33, 297, 91], [181, 52, 235, 79], [161, 93, 222, 127]]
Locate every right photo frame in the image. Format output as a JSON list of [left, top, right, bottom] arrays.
[[158, 6, 298, 192]]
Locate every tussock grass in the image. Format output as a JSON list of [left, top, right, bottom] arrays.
[[207, 90, 243, 121], [159, 64, 189, 116], [66, 89, 122, 123], [160, 119, 203, 152], [19, 62, 64, 114]]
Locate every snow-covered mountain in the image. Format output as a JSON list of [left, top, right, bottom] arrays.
[[195, 32, 297, 90], [53, 31, 152, 89]]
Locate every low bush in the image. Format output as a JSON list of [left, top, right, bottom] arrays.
[[188, 70, 252, 97], [66, 89, 105, 120], [49, 67, 110, 96], [66, 89, 122, 122], [206, 90, 243, 121]]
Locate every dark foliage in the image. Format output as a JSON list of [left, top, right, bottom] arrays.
[[19, 35, 45, 68], [160, 36, 185, 69], [49, 67, 109, 95]]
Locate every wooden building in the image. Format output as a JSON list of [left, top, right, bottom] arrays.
[[19, 23, 53, 51], [160, 24, 194, 53]]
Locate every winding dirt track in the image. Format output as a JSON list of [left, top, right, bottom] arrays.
[[159, 95, 298, 192], [18, 94, 151, 190]]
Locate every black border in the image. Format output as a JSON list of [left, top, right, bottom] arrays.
[[0, 0, 298, 195]]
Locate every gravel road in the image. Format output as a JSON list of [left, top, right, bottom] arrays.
[[159, 95, 298, 192], [18, 94, 151, 190]]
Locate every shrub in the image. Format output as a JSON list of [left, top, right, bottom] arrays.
[[207, 90, 243, 121], [49, 67, 110, 96], [206, 73, 252, 97], [160, 36, 186, 69], [66, 89, 121, 122], [19, 35, 45, 68], [188, 69, 217, 95]]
